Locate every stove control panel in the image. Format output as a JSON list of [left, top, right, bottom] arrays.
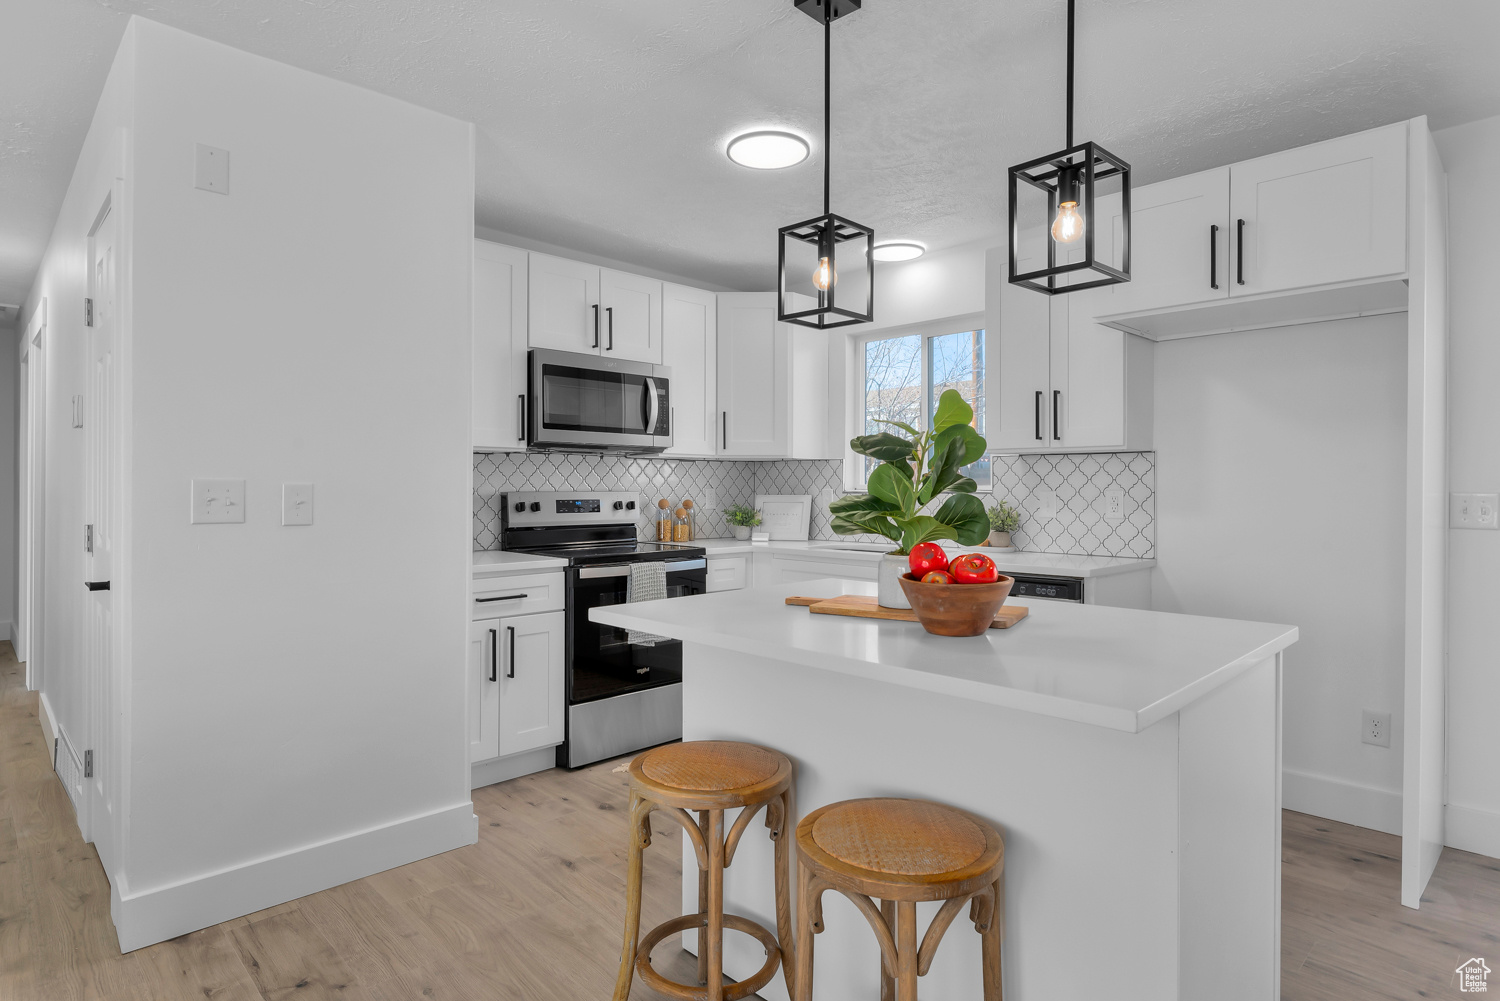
[[502, 491, 643, 528]]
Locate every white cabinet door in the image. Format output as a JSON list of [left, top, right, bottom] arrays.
[[662, 283, 718, 457], [473, 241, 529, 451], [705, 555, 748, 592], [717, 292, 788, 457], [991, 247, 1053, 451], [600, 269, 663, 364], [1053, 296, 1127, 451], [1094, 168, 1230, 317], [529, 252, 601, 353], [469, 618, 501, 763], [497, 610, 566, 757], [1230, 122, 1407, 296]]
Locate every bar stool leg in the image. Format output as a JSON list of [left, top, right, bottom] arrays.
[[981, 877, 1005, 1001], [879, 899, 896, 1001], [771, 789, 796, 998], [794, 863, 819, 1001], [612, 792, 651, 1001], [696, 810, 710, 986], [895, 901, 918, 1001], [705, 810, 726, 1001]]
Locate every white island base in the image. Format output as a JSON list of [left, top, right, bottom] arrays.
[[592, 579, 1297, 1001]]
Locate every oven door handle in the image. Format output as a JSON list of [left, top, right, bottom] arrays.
[[576, 558, 706, 579]]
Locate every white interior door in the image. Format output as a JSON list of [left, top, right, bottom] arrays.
[[16, 346, 29, 665], [83, 197, 119, 869]]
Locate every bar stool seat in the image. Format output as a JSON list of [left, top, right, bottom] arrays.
[[613, 741, 796, 1001], [795, 797, 1006, 1001]]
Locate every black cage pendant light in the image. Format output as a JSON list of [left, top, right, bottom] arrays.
[[778, 0, 874, 328], [1008, 0, 1131, 295]]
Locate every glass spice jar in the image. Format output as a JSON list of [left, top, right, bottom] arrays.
[[656, 499, 672, 541], [673, 507, 690, 543]]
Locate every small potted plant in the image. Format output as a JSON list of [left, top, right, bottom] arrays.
[[987, 500, 1020, 550], [725, 505, 762, 541]]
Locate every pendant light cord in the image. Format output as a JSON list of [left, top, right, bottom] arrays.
[[1065, 0, 1074, 149], [823, 5, 832, 217]]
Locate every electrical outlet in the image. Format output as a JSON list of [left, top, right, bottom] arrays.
[[1362, 709, 1392, 748], [1102, 487, 1125, 524], [194, 143, 230, 194], [1450, 493, 1499, 530], [191, 479, 246, 524], [282, 483, 314, 526], [1036, 487, 1058, 520]]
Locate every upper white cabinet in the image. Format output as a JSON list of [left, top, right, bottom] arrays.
[[473, 240, 529, 452], [528, 252, 662, 363], [1095, 168, 1230, 316], [662, 283, 718, 457], [717, 293, 788, 456], [1230, 122, 1407, 295]]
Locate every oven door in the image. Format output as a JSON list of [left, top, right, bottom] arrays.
[[568, 559, 706, 704], [529, 349, 672, 451]]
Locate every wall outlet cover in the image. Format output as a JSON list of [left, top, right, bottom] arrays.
[[1361, 709, 1392, 748], [1102, 487, 1126, 524], [194, 143, 230, 194], [1450, 492, 1499, 530], [191, 479, 246, 524], [1036, 487, 1059, 521], [282, 483, 314, 526]]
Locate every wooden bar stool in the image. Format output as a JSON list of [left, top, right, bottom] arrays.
[[794, 798, 1005, 1001], [612, 740, 796, 1001]]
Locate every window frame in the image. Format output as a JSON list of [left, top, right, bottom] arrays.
[[844, 312, 990, 492]]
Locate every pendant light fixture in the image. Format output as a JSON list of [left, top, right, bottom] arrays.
[[778, 0, 874, 329], [1008, 0, 1131, 295]]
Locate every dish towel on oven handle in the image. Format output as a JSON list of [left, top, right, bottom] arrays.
[[626, 562, 669, 647]]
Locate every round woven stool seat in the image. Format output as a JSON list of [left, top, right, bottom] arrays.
[[811, 798, 988, 876], [630, 740, 793, 810]]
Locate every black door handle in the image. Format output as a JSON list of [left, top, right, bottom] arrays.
[[1052, 390, 1061, 441], [506, 626, 516, 679], [1034, 391, 1043, 441], [1236, 219, 1246, 286], [1210, 224, 1219, 290], [721, 411, 728, 450], [488, 628, 497, 682], [592, 304, 600, 348], [476, 593, 528, 603], [517, 395, 526, 442], [606, 307, 614, 350], [85, 581, 110, 591]]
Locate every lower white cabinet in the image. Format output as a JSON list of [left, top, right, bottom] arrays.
[[470, 608, 565, 764], [755, 553, 878, 586], [706, 555, 749, 592]]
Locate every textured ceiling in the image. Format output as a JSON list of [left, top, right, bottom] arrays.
[[3, 0, 1500, 305]]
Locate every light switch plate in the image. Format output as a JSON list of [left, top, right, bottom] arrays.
[[191, 479, 245, 524], [282, 483, 314, 526], [1036, 487, 1058, 521], [1450, 492, 1499, 530], [194, 143, 229, 194]]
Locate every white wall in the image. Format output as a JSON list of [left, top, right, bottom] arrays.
[[1152, 315, 1409, 835], [0, 325, 16, 642], [1435, 114, 1500, 859], [23, 17, 477, 949], [862, 240, 988, 334]]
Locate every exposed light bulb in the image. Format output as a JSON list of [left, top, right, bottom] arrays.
[[1051, 200, 1085, 243], [812, 256, 837, 291]]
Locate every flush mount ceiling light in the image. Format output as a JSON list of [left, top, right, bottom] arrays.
[[777, 0, 875, 329], [727, 130, 811, 169], [871, 241, 926, 262], [1008, 0, 1131, 295]]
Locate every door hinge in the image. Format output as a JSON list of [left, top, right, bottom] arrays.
[[84, 749, 93, 779], [85, 523, 94, 554], [84, 298, 94, 327]]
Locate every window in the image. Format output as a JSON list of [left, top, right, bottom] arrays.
[[855, 318, 990, 489]]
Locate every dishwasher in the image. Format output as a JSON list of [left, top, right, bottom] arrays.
[[1007, 573, 1085, 603]]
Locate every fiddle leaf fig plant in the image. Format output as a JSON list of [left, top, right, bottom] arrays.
[[830, 389, 990, 554]]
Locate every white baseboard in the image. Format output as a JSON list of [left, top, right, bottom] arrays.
[[111, 800, 478, 952], [1445, 803, 1500, 861], [1282, 767, 1403, 837], [470, 744, 558, 790], [1, 621, 13, 646], [38, 691, 57, 764]]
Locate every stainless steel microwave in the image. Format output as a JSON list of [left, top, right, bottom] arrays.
[[527, 349, 672, 452]]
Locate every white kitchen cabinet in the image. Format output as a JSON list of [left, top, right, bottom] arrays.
[[469, 618, 502, 763], [473, 240, 529, 452], [705, 555, 748, 592], [756, 552, 878, 586], [1094, 169, 1231, 316], [1230, 121, 1407, 296], [496, 609, 566, 758], [528, 252, 600, 354], [600, 269, 663, 363], [716, 292, 836, 459], [662, 283, 718, 456]]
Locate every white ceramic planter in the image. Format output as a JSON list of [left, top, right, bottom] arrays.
[[878, 553, 911, 609], [731, 525, 753, 541], [989, 530, 1013, 548]]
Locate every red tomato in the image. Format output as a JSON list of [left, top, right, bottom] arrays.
[[949, 552, 999, 584], [907, 542, 950, 577], [920, 570, 954, 585]]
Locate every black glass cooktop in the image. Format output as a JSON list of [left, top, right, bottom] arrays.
[[506, 541, 705, 567]]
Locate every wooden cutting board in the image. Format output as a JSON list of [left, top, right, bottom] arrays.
[[785, 594, 1029, 629]]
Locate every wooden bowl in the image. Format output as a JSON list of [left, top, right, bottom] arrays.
[[898, 573, 1015, 637]]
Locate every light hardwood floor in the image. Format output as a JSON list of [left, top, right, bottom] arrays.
[[1, 641, 1496, 1000]]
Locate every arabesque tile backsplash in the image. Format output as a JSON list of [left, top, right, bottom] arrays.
[[473, 451, 1154, 559]]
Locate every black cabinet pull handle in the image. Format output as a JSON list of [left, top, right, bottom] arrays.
[[1210, 224, 1220, 290], [506, 626, 516, 679], [86, 581, 110, 591], [721, 411, 728, 450], [488, 628, 498, 682], [517, 394, 526, 442], [476, 593, 528, 603], [1236, 219, 1246, 286], [1052, 390, 1061, 441], [606, 306, 614, 350], [1034, 391, 1043, 441], [592, 304, 600, 348]]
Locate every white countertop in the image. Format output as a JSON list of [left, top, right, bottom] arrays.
[[695, 538, 1154, 578], [472, 549, 568, 576], [591, 577, 1296, 733]]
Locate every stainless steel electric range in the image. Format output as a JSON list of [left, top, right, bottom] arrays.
[[501, 491, 705, 769]]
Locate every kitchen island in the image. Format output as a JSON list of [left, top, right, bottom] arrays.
[[592, 577, 1298, 1001]]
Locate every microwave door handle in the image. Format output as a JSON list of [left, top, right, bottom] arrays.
[[644, 377, 659, 434]]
